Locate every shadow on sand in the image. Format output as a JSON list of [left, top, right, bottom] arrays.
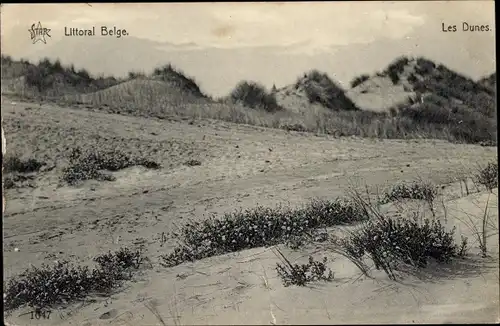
[[397, 255, 499, 284]]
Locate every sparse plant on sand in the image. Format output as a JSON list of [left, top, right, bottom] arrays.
[[61, 147, 161, 185], [459, 177, 472, 197], [3, 155, 44, 189], [380, 180, 438, 217], [458, 235, 469, 257], [3, 174, 36, 189], [330, 188, 460, 280], [380, 181, 437, 203], [474, 161, 498, 193], [274, 247, 333, 287], [338, 216, 458, 280], [4, 248, 145, 312], [3, 155, 45, 173], [184, 159, 201, 167], [160, 198, 367, 267], [454, 193, 498, 258]]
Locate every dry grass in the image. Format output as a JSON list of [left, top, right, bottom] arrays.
[[2, 56, 496, 144], [453, 193, 498, 257], [325, 186, 466, 281], [42, 87, 492, 143]]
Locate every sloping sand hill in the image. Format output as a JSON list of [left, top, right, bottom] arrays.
[[2, 98, 498, 325]]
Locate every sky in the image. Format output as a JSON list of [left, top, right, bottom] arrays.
[[0, 2, 496, 96]]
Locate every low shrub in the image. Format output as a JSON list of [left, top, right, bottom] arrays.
[[184, 159, 201, 167], [61, 147, 161, 185], [276, 253, 334, 287], [4, 248, 144, 312], [339, 216, 458, 280], [229, 81, 281, 112], [385, 56, 410, 84], [3, 156, 45, 173], [4, 176, 16, 189], [281, 123, 307, 132], [475, 162, 498, 192], [381, 181, 437, 204], [161, 198, 367, 267], [302, 70, 358, 111], [350, 74, 370, 88], [3, 174, 36, 189]]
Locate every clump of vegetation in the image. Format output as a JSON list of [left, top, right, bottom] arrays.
[[1, 56, 119, 96], [281, 123, 307, 132], [455, 193, 496, 258], [161, 198, 367, 267], [151, 64, 206, 98], [380, 181, 438, 216], [398, 100, 496, 144], [94, 247, 144, 271], [339, 216, 459, 280], [475, 162, 498, 192], [184, 159, 202, 167], [350, 74, 370, 88], [415, 57, 437, 76], [381, 181, 437, 203], [128, 71, 146, 79], [274, 248, 334, 287], [229, 81, 281, 112], [4, 248, 144, 312], [61, 147, 161, 185], [2, 56, 495, 146], [301, 70, 358, 111], [479, 72, 496, 92], [3, 155, 44, 189], [3, 156, 45, 173], [385, 56, 410, 84], [3, 174, 36, 189], [4, 176, 16, 189]]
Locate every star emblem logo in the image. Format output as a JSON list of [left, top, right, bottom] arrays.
[[29, 22, 51, 44]]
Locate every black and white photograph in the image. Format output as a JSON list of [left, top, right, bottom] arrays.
[[1, 2, 498, 325]]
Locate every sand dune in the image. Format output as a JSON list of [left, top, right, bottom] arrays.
[[2, 98, 498, 325]]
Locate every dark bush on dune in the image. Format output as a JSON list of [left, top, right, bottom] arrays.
[[128, 71, 146, 79], [229, 81, 281, 112], [151, 63, 206, 98], [1, 55, 119, 95], [479, 72, 496, 92], [385, 56, 410, 84], [415, 57, 437, 76], [302, 70, 358, 111], [25, 58, 94, 93], [350, 74, 370, 88], [398, 101, 496, 144]]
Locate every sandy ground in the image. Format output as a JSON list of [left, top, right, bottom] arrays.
[[2, 98, 499, 325], [346, 75, 414, 112]]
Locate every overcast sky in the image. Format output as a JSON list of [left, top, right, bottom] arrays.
[[0, 2, 495, 96]]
